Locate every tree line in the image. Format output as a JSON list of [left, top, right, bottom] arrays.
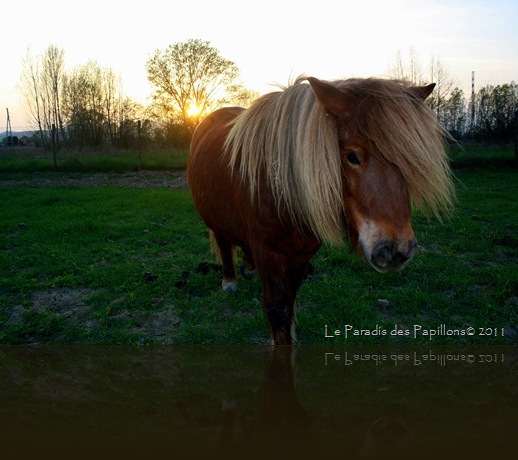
[[19, 40, 257, 152], [20, 46, 141, 151], [20, 42, 517, 153], [388, 48, 518, 143]]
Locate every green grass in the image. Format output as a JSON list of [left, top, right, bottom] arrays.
[[0, 151, 516, 344], [0, 147, 189, 173], [0, 187, 269, 344], [449, 145, 517, 168], [2, 145, 515, 173]]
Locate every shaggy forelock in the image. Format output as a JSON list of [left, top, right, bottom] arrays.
[[225, 77, 454, 245], [338, 78, 454, 219]]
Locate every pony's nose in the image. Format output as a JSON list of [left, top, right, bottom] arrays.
[[371, 239, 417, 273]]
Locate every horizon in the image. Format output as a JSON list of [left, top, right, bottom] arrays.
[[2, 0, 517, 131]]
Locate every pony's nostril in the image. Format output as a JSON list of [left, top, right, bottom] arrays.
[[379, 248, 391, 266], [371, 239, 416, 272], [371, 241, 394, 268], [393, 251, 409, 266]]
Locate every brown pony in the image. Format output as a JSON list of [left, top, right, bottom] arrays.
[[187, 76, 453, 345]]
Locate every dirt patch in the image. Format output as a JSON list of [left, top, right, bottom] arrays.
[[31, 287, 101, 329], [126, 307, 182, 340], [0, 170, 188, 189], [6, 288, 102, 343], [107, 297, 182, 343], [7, 289, 183, 343]]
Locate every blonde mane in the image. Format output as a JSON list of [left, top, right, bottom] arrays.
[[225, 77, 453, 245]]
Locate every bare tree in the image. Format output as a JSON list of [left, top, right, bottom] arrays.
[[387, 47, 425, 85], [19, 45, 67, 150], [21, 45, 142, 152], [19, 48, 45, 144], [387, 48, 458, 130], [428, 55, 455, 120], [146, 39, 244, 134], [43, 45, 67, 143]]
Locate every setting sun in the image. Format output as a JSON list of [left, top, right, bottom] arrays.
[[187, 102, 202, 118]]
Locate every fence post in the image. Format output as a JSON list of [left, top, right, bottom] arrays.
[[137, 120, 142, 171]]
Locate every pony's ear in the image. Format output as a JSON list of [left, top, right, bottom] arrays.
[[308, 77, 355, 118], [410, 83, 436, 101]]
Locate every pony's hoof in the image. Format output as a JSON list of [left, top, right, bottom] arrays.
[[240, 264, 256, 280], [222, 280, 238, 294]]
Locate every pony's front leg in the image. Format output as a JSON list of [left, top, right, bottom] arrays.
[[264, 282, 296, 345], [253, 236, 318, 345], [256, 257, 297, 345]]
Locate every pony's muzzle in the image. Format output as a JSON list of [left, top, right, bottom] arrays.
[[370, 238, 417, 273]]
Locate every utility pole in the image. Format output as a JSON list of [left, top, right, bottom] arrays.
[[5, 108, 13, 146]]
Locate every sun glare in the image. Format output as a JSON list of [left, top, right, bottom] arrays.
[[187, 102, 202, 118]]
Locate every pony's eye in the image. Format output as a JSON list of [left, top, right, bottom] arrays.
[[346, 151, 361, 166]]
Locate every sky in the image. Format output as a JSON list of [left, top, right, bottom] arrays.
[[2, 0, 517, 131]]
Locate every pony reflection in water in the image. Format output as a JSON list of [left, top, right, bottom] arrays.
[[187, 76, 453, 345]]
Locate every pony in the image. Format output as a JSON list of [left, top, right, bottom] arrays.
[[187, 76, 453, 345]]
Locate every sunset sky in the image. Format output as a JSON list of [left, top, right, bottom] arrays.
[[2, 0, 517, 130]]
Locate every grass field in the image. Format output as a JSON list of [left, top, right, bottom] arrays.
[[0, 147, 190, 173], [0, 147, 516, 344]]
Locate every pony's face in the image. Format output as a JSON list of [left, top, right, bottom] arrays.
[[308, 77, 437, 273], [338, 139, 417, 273]]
